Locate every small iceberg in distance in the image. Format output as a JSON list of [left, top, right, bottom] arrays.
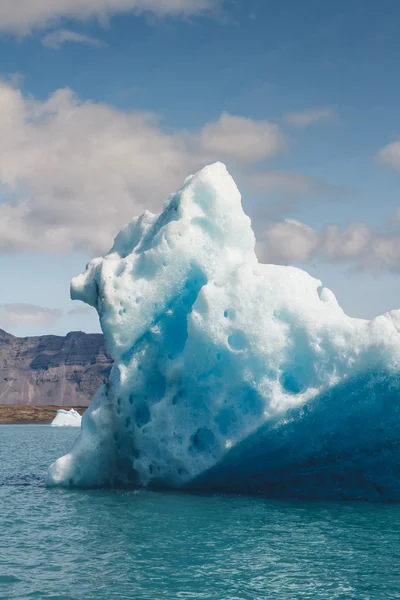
[[51, 409, 82, 427], [47, 162, 400, 500]]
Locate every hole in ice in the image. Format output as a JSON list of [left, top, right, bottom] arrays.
[[129, 395, 134, 405], [134, 449, 141, 459], [172, 389, 186, 405], [189, 427, 217, 455], [216, 353, 221, 361], [117, 398, 121, 407], [227, 330, 247, 351], [224, 309, 235, 320], [280, 372, 305, 395], [134, 403, 151, 427], [125, 417, 131, 428]]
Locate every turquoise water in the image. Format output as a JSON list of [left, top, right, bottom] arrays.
[[2, 426, 400, 600]]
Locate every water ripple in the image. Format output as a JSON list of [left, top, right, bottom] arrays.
[[2, 425, 400, 600]]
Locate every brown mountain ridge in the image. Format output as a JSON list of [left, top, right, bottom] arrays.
[[0, 328, 113, 406]]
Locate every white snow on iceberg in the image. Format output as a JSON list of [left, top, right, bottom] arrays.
[[47, 163, 400, 500], [51, 409, 82, 427]]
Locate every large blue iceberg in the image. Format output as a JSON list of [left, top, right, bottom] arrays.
[[47, 163, 400, 500]]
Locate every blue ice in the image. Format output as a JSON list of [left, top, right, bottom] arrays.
[[47, 163, 400, 500]]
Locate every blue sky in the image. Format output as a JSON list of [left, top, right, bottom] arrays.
[[1, 0, 400, 335]]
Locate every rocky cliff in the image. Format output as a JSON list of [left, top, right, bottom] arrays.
[[0, 329, 113, 406]]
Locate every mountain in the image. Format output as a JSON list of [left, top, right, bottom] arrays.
[[0, 329, 113, 406]]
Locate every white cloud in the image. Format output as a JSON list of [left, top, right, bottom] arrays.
[[0, 0, 220, 34], [199, 113, 286, 164], [320, 223, 372, 261], [257, 217, 400, 273], [0, 83, 193, 254], [376, 141, 400, 172], [257, 219, 319, 263], [42, 29, 104, 50], [283, 107, 336, 128], [0, 303, 62, 329], [1, 79, 397, 276], [0, 81, 285, 255]]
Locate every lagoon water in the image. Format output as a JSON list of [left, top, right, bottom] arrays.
[[1, 425, 400, 600]]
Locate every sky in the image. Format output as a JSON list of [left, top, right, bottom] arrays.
[[1, 0, 400, 336]]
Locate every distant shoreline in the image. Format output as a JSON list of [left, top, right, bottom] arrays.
[[0, 405, 86, 425]]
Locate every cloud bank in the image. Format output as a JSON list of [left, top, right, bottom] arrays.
[[0, 304, 63, 329], [0, 79, 398, 274], [0, 0, 221, 34], [257, 218, 400, 273], [0, 80, 285, 254], [199, 113, 286, 164]]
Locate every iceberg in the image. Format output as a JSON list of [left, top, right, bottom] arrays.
[[51, 408, 82, 427], [47, 163, 400, 500]]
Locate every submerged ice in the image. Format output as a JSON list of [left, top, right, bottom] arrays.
[[47, 163, 400, 500]]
